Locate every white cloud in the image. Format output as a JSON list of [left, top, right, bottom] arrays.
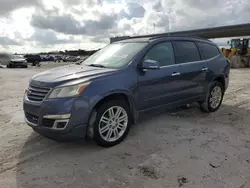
[[0, 0, 249, 53]]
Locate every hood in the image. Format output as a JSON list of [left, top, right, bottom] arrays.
[[11, 58, 26, 62], [30, 64, 117, 87]]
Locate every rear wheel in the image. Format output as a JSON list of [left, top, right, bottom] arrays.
[[200, 81, 224, 112], [93, 100, 132, 147]]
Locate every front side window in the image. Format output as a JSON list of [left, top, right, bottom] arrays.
[[173, 41, 201, 64], [84, 42, 147, 69], [231, 39, 241, 48], [143, 42, 175, 67]]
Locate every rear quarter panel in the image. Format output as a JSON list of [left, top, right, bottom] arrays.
[[206, 54, 230, 89]]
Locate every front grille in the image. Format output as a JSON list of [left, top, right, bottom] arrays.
[[42, 118, 55, 128], [25, 112, 39, 125], [27, 84, 50, 102], [12, 61, 25, 65]]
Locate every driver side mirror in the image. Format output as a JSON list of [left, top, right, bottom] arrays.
[[227, 41, 230, 45], [140, 59, 160, 70]]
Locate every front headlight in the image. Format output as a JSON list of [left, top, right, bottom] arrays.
[[47, 82, 90, 99]]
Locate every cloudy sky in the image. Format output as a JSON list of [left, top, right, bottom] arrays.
[[0, 0, 249, 53]]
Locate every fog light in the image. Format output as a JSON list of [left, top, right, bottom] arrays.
[[44, 114, 71, 119], [56, 122, 67, 129], [52, 119, 69, 130]]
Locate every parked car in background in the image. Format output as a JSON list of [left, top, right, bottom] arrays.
[[40, 55, 53, 62], [41, 55, 54, 62], [54, 55, 63, 62], [47, 55, 55, 61], [62, 55, 68, 62], [24, 54, 41, 66], [7, 54, 27, 68], [63, 56, 80, 62], [40, 55, 47, 61], [23, 36, 230, 147]]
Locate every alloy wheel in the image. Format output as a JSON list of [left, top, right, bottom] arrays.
[[98, 106, 128, 142], [209, 86, 222, 109]]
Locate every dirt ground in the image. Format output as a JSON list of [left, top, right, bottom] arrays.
[[0, 63, 250, 188]]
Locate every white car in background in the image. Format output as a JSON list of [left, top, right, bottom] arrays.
[[7, 54, 28, 68]]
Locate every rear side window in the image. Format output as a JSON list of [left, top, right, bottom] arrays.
[[144, 42, 175, 67], [173, 41, 201, 64], [196, 42, 220, 60]]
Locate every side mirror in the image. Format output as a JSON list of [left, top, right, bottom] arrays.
[[227, 41, 230, 45], [140, 59, 160, 70]]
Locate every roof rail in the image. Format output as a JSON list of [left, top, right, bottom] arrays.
[[149, 34, 211, 41]]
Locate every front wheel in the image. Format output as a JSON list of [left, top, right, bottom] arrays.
[[93, 100, 132, 147], [200, 81, 224, 112]]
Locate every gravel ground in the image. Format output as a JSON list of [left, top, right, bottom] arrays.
[[0, 63, 250, 188]]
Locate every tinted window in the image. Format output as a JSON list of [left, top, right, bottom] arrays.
[[173, 41, 200, 64], [144, 42, 175, 67], [196, 42, 220, 60]]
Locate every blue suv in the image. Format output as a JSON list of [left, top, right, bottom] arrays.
[[23, 36, 230, 147]]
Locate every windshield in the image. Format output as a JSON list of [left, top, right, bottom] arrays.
[[231, 39, 241, 48], [12, 55, 24, 59], [83, 42, 147, 69]]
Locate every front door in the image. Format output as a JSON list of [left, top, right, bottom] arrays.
[[136, 41, 182, 111]]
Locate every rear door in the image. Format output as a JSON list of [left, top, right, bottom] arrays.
[[172, 40, 207, 100]]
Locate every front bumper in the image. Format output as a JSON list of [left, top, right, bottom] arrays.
[[23, 95, 91, 139]]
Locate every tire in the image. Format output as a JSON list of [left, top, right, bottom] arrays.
[[200, 81, 224, 112], [93, 100, 132, 147]]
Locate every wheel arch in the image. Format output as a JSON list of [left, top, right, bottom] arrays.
[[86, 91, 137, 139], [212, 74, 226, 92]]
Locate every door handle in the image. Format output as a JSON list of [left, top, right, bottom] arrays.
[[202, 67, 208, 71], [172, 72, 180, 76]]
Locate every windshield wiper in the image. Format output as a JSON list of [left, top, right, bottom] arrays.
[[88, 64, 106, 68]]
